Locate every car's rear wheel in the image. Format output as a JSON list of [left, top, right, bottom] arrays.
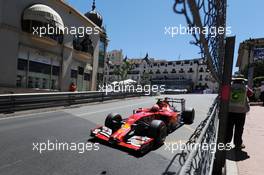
[[105, 113, 122, 132], [182, 108, 195, 124], [148, 120, 167, 145]]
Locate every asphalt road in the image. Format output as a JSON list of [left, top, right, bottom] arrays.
[[0, 94, 216, 175]]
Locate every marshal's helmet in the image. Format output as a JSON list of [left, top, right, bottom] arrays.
[[232, 72, 247, 84]]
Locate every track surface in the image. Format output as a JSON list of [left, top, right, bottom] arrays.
[[0, 94, 216, 175]]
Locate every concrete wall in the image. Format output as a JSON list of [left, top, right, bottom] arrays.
[[0, 27, 19, 87]]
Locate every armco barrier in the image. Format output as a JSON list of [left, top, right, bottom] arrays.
[[0, 91, 145, 113]]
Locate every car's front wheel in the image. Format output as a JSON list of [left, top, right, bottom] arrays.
[[182, 108, 195, 124], [105, 113, 122, 132], [148, 120, 167, 145]]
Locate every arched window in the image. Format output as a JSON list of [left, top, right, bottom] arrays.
[[22, 4, 64, 44], [179, 68, 184, 73], [199, 75, 203, 81]]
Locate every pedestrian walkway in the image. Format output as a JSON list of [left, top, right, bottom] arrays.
[[226, 106, 264, 175]]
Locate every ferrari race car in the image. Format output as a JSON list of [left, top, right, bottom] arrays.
[[90, 97, 195, 154]]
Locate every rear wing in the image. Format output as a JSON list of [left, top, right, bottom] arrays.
[[156, 97, 185, 111]]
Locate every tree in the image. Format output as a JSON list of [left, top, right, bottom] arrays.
[[140, 72, 150, 85], [242, 61, 264, 78], [113, 60, 133, 81]]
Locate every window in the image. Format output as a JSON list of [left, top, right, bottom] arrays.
[[156, 70, 161, 74], [78, 66, 84, 75], [73, 35, 94, 55], [71, 70, 78, 78], [22, 20, 63, 44], [17, 57, 60, 90], [28, 76, 33, 88], [17, 75, 22, 88], [98, 39, 105, 68], [188, 68, 194, 73], [52, 66, 60, 76], [51, 79, 56, 89], [163, 69, 168, 74], [171, 69, 176, 73], [84, 73, 90, 81], [35, 78, 40, 88], [42, 78, 47, 89], [179, 69, 184, 73], [199, 75, 203, 81], [29, 61, 51, 74], [18, 59, 28, 70], [199, 67, 204, 72]]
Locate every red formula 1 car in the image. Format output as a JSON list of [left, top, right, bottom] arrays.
[[90, 97, 195, 154]]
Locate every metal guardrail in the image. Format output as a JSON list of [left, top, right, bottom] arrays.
[[164, 97, 219, 175], [0, 91, 145, 113]]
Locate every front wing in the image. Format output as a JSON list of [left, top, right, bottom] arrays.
[[90, 126, 154, 151]]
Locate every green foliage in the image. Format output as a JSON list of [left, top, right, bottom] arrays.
[[242, 61, 264, 78], [140, 72, 150, 85], [113, 61, 133, 81], [253, 76, 264, 87]]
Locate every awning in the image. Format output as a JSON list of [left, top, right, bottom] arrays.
[[23, 4, 64, 31]]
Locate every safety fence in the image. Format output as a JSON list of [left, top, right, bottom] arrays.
[[166, 97, 219, 175], [0, 91, 145, 113]]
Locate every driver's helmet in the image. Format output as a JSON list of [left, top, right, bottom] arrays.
[[151, 104, 160, 112], [163, 97, 169, 105]]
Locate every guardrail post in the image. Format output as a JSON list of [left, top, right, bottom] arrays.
[[8, 95, 15, 114], [101, 92, 104, 102], [213, 36, 235, 174]]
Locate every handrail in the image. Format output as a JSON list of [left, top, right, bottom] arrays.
[[162, 97, 219, 175], [178, 102, 218, 175]]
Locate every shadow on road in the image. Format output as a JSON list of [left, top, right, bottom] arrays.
[[88, 137, 159, 158], [161, 123, 191, 175], [226, 148, 250, 161], [88, 124, 184, 159]]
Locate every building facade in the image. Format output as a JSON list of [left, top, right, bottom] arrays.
[[237, 38, 264, 87], [0, 0, 107, 92], [237, 38, 264, 71], [104, 54, 218, 92], [106, 49, 124, 65]]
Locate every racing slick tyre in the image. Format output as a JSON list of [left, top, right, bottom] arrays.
[[105, 113, 122, 132], [182, 108, 195, 124], [148, 120, 167, 145]]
